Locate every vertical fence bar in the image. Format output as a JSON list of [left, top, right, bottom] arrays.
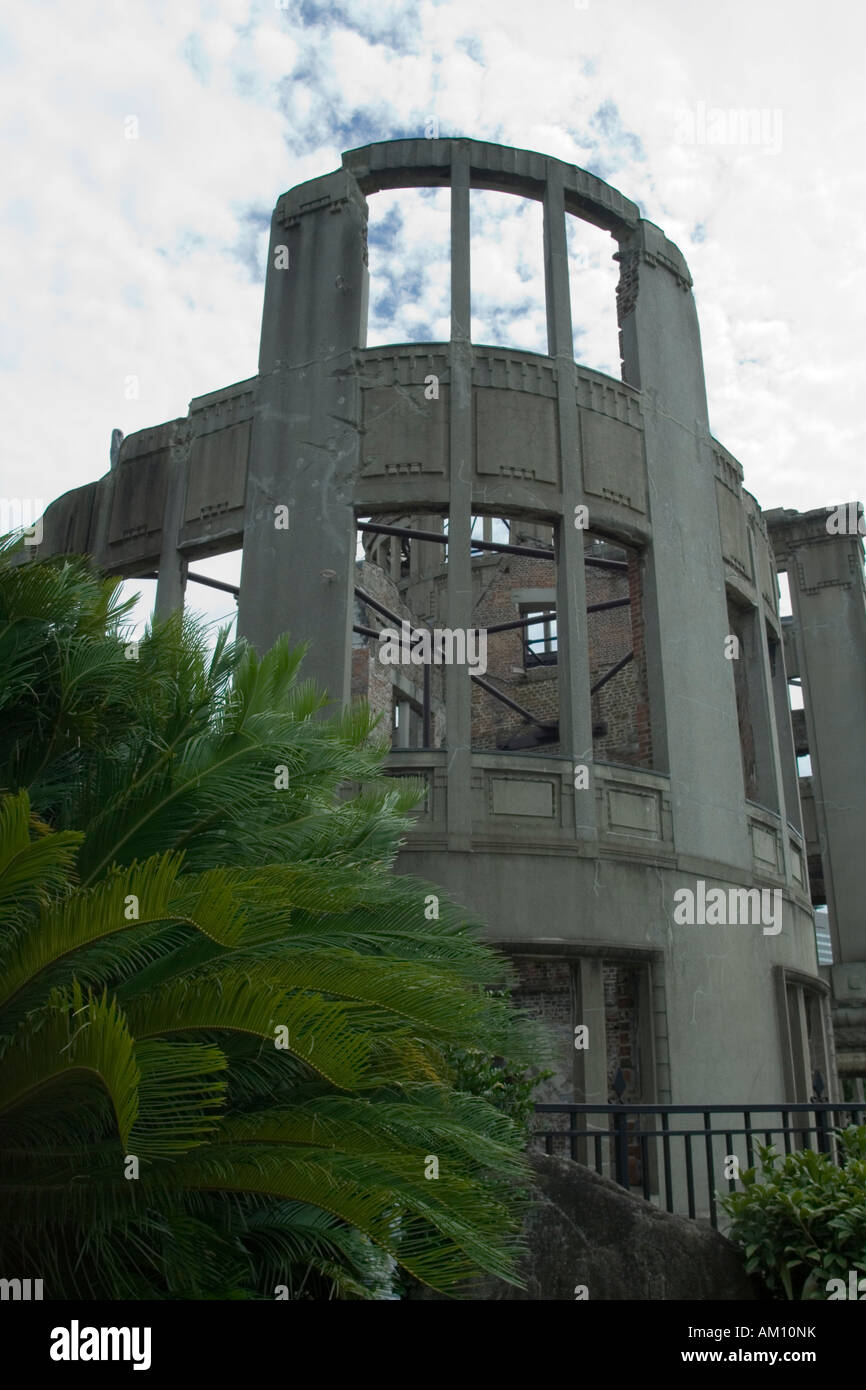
[[724, 1131, 736, 1192], [744, 1111, 755, 1170], [613, 1109, 630, 1189], [640, 1132, 651, 1201], [684, 1136, 696, 1219], [532, 1104, 864, 1223], [661, 1111, 674, 1213], [815, 1105, 831, 1156], [704, 1113, 717, 1229]]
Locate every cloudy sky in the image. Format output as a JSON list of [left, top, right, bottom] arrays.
[[1, 0, 863, 630]]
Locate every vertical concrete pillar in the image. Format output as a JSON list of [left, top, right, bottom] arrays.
[[641, 548, 669, 775], [747, 526, 793, 881], [573, 957, 608, 1105], [543, 169, 595, 840], [618, 221, 747, 867], [395, 697, 410, 749], [410, 514, 445, 582], [771, 650, 802, 835], [445, 141, 473, 848], [767, 509, 866, 965], [154, 421, 189, 621], [651, 966, 672, 1103], [238, 169, 369, 706]]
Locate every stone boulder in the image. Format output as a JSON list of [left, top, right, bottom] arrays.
[[420, 1152, 759, 1300]]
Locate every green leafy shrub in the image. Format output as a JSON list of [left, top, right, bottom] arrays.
[[0, 540, 544, 1299], [721, 1126, 866, 1299], [449, 1043, 553, 1136]]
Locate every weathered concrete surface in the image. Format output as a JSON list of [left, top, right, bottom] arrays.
[[766, 506, 866, 1086], [28, 137, 838, 1111], [419, 1154, 759, 1301]]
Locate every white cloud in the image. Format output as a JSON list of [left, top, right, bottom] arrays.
[[1, 0, 864, 548]]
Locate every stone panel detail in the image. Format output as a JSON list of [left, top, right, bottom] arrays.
[[575, 369, 643, 427], [361, 385, 448, 477], [715, 476, 752, 582], [751, 822, 780, 870], [489, 777, 556, 817], [472, 350, 558, 397], [475, 389, 558, 483], [108, 451, 168, 545], [580, 413, 646, 513], [605, 786, 661, 838], [185, 421, 251, 522], [796, 543, 858, 593]]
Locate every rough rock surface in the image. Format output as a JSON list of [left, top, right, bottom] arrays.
[[419, 1152, 759, 1301]]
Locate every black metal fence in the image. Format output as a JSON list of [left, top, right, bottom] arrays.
[[532, 1101, 866, 1229]]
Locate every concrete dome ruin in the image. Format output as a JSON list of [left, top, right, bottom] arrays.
[[30, 138, 866, 1210]]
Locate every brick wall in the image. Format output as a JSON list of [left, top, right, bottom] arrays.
[[351, 559, 447, 745], [464, 544, 652, 765], [510, 956, 575, 1112], [585, 550, 652, 767], [603, 962, 642, 1100], [468, 553, 561, 751], [352, 538, 654, 768], [511, 955, 649, 1129], [603, 961, 647, 1184]]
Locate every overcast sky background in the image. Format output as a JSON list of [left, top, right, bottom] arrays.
[[1, 0, 863, 632]]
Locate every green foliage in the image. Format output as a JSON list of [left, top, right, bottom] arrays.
[[0, 541, 545, 1299], [720, 1127, 866, 1299], [448, 994, 553, 1134], [449, 1050, 551, 1135]]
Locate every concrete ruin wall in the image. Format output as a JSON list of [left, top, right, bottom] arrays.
[[766, 505, 866, 1097], [25, 137, 866, 1144]]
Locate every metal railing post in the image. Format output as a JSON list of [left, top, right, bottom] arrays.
[[531, 1101, 864, 1222], [613, 1108, 630, 1189]]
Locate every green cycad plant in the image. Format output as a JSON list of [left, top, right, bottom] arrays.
[[0, 539, 543, 1299]]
